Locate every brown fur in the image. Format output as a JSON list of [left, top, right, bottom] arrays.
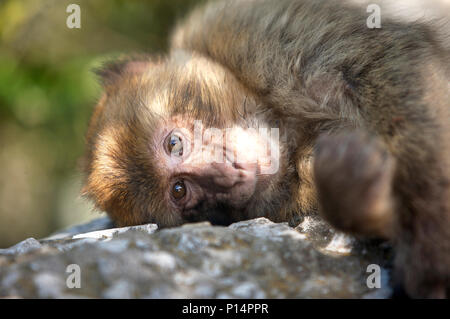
[[83, 0, 450, 297], [82, 52, 298, 227]]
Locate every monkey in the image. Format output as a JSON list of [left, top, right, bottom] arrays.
[[81, 0, 450, 298]]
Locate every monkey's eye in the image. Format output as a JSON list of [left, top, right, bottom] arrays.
[[172, 181, 186, 200], [167, 133, 183, 157]]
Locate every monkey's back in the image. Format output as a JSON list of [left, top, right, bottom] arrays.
[[172, 0, 449, 131]]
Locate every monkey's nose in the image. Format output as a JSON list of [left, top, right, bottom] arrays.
[[192, 161, 257, 192], [210, 162, 251, 189]]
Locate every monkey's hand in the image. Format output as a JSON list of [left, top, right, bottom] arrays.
[[313, 131, 395, 239]]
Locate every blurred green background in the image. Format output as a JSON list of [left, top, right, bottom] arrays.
[[0, 0, 203, 247]]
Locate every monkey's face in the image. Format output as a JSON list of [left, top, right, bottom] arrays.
[[83, 52, 289, 227], [149, 116, 279, 226]]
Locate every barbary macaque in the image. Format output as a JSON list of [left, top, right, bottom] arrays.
[[82, 0, 450, 298]]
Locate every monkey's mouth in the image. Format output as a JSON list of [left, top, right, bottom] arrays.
[[181, 202, 237, 226], [177, 160, 267, 225]]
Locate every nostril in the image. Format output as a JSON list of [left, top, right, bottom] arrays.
[[213, 174, 240, 189], [232, 162, 258, 173]]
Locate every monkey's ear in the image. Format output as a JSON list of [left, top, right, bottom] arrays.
[[94, 56, 153, 87]]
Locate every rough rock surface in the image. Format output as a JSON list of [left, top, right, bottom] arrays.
[[0, 216, 393, 298]]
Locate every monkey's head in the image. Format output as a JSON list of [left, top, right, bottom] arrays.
[[82, 51, 293, 227]]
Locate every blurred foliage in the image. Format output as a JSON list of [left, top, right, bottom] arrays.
[[0, 0, 204, 247]]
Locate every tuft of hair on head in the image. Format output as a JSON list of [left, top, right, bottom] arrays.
[[93, 54, 158, 88]]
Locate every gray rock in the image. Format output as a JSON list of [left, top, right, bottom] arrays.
[[0, 216, 393, 298], [0, 238, 42, 256], [42, 217, 115, 240]]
